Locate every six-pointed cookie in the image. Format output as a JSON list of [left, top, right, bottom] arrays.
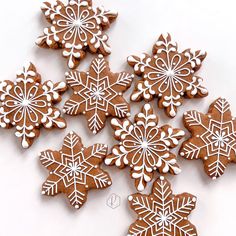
[[127, 176, 198, 236], [105, 103, 185, 191], [0, 63, 67, 148], [128, 33, 208, 118], [63, 55, 134, 134], [36, 0, 117, 69], [180, 98, 236, 179], [40, 131, 112, 209]]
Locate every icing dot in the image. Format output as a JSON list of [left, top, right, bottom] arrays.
[[75, 205, 79, 209], [212, 177, 216, 180], [108, 181, 112, 185], [192, 197, 197, 202], [180, 152, 185, 156], [128, 196, 133, 201], [41, 191, 46, 195], [160, 176, 164, 181]]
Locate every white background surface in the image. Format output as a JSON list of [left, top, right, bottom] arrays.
[[0, 0, 236, 235]]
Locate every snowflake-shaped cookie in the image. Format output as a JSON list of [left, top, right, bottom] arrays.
[[63, 55, 134, 134], [0, 63, 66, 148], [127, 176, 198, 236], [105, 104, 185, 191], [180, 98, 236, 179], [128, 33, 208, 118], [36, 0, 117, 69], [40, 131, 112, 209]]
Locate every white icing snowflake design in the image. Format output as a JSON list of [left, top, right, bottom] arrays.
[[0, 63, 67, 148], [128, 33, 208, 118], [40, 131, 112, 209], [36, 0, 117, 69], [180, 98, 236, 179], [64, 55, 134, 134], [128, 176, 198, 236], [105, 104, 185, 191]]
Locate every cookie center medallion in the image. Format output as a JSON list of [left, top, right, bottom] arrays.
[[22, 99, 30, 107], [141, 140, 148, 149], [74, 19, 82, 28], [165, 69, 175, 78]]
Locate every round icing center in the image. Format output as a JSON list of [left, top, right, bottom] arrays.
[[22, 99, 30, 107], [141, 141, 148, 149], [71, 166, 77, 172], [160, 215, 167, 223], [74, 19, 82, 27], [165, 69, 175, 77]]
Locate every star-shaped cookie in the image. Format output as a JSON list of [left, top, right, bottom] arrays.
[[128, 33, 208, 118], [127, 176, 198, 236], [0, 62, 66, 148], [105, 103, 185, 191], [40, 131, 112, 209], [36, 0, 117, 69], [63, 55, 134, 134], [180, 98, 236, 179]]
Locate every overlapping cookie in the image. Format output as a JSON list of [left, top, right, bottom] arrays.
[[63, 54, 134, 134], [105, 103, 185, 191], [127, 176, 198, 236], [128, 33, 208, 117], [0, 63, 66, 148], [40, 131, 112, 209], [180, 98, 236, 179], [36, 0, 117, 69]]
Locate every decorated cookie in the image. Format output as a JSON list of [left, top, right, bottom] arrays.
[[63, 55, 134, 134], [105, 104, 185, 191], [127, 176, 198, 236], [180, 98, 236, 179], [36, 0, 117, 69], [0, 63, 66, 148], [128, 33, 208, 118], [40, 131, 112, 209]]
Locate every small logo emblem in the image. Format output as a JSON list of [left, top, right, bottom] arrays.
[[106, 193, 121, 209]]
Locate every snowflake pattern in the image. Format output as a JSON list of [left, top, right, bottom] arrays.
[[40, 131, 112, 209], [128, 33, 208, 118], [180, 98, 236, 179], [36, 0, 117, 69], [127, 176, 198, 236], [63, 55, 134, 134], [105, 104, 185, 191], [0, 62, 66, 148]]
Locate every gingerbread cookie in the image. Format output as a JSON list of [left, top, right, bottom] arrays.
[[0, 63, 66, 148], [180, 98, 236, 179], [105, 104, 185, 191], [40, 131, 112, 209], [63, 55, 134, 134], [36, 0, 117, 69], [128, 33, 208, 118], [127, 176, 198, 236]]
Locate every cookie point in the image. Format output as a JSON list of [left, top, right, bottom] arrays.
[[212, 176, 217, 180], [192, 197, 197, 202], [41, 191, 46, 195], [108, 181, 112, 185], [128, 196, 133, 201], [160, 176, 165, 181], [74, 205, 79, 209], [69, 131, 74, 135], [93, 130, 97, 135]]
